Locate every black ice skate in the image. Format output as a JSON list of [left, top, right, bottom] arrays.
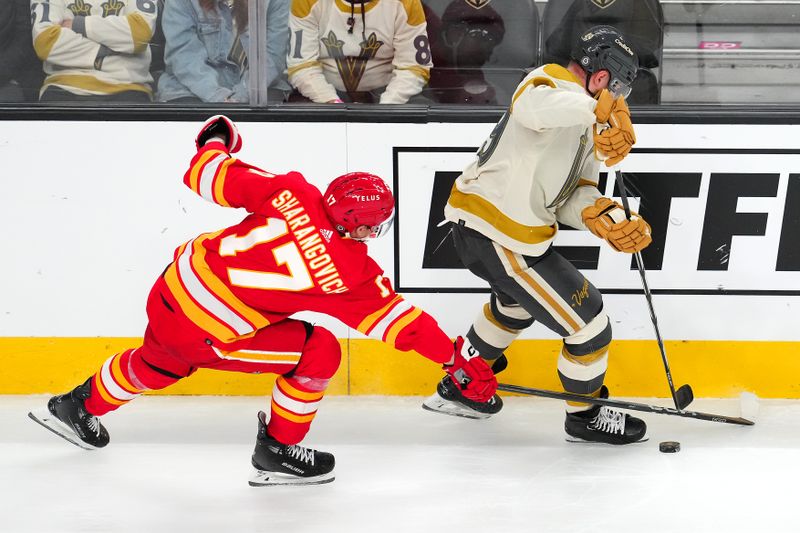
[[422, 374, 503, 420], [564, 386, 647, 445], [28, 378, 110, 450], [250, 411, 335, 487]]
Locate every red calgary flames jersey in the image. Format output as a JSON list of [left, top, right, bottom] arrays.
[[160, 142, 452, 364]]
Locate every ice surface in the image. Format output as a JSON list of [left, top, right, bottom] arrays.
[[1, 395, 797, 533]]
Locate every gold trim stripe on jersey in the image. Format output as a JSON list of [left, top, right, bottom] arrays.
[[448, 184, 557, 245]]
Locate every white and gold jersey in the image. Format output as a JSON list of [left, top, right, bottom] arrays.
[[31, 0, 156, 97], [288, 0, 432, 103], [444, 64, 604, 257]]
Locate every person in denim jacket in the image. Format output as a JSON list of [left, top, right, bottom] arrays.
[[158, 0, 290, 103]]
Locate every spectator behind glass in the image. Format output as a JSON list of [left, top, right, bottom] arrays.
[[31, 0, 157, 102], [0, 0, 44, 102], [427, 0, 504, 105], [158, 0, 290, 103], [287, 0, 433, 104]]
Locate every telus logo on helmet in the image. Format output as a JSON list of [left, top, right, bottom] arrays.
[[323, 172, 396, 240]]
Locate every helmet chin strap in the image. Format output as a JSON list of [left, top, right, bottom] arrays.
[[585, 70, 600, 97]]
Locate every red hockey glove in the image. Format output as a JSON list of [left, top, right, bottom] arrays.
[[195, 114, 242, 153], [443, 337, 497, 402]]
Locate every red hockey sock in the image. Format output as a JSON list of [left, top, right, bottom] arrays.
[[266, 375, 327, 445], [84, 349, 149, 416]]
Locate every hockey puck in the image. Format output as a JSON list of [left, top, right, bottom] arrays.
[[659, 441, 680, 453]]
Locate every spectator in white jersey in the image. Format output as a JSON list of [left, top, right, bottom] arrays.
[[157, 0, 291, 103], [31, 0, 157, 102], [287, 0, 433, 104], [423, 26, 653, 446]]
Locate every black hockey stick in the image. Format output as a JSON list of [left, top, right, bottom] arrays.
[[612, 167, 694, 411], [497, 383, 754, 426]]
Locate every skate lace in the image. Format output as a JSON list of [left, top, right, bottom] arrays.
[[589, 407, 626, 435], [286, 445, 315, 465]]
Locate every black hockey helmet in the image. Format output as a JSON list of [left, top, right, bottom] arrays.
[[571, 25, 639, 98]]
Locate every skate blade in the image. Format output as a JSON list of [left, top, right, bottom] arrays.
[[249, 469, 335, 487], [27, 409, 100, 451], [421, 393, 492, 420], [565, 435, 650, 445]]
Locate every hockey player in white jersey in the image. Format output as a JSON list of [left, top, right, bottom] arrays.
[[423, 25, 652, 445]]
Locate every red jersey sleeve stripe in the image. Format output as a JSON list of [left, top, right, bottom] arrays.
[[356, 295, 404, 335], [211, 158, 236, 207], [197, 152, 228, 204], [187, 148, 225, 194], [384, 307, 424, 346], [367, 299, 415, 340]]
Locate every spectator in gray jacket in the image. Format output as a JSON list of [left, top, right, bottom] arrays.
[[158, 0, 290, 103]]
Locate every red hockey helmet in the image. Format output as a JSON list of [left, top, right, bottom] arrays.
[[323, 172, 395, 239]]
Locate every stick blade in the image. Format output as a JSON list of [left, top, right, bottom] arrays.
[[739, 391, 760, 421], [676, 384, 694, 410]]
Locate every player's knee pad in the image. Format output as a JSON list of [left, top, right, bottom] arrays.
[[292, 324, 341, 381], [491, 292, 535, 330], [557, 311, 612, 394], [563, 309, 612, 357], [468, 293, 533, 359]]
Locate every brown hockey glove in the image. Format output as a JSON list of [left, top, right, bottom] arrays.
[[595, 138, 633, 167], [582, 197, 652, 253], [443, 336, 497, 402], [593, 96, 636, 167], [593, 89, 615, 124]]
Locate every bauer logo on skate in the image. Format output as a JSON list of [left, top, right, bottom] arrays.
[[393, 147, 800, 295]]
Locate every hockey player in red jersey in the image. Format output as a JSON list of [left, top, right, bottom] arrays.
[[28, 115, 497, 486]]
